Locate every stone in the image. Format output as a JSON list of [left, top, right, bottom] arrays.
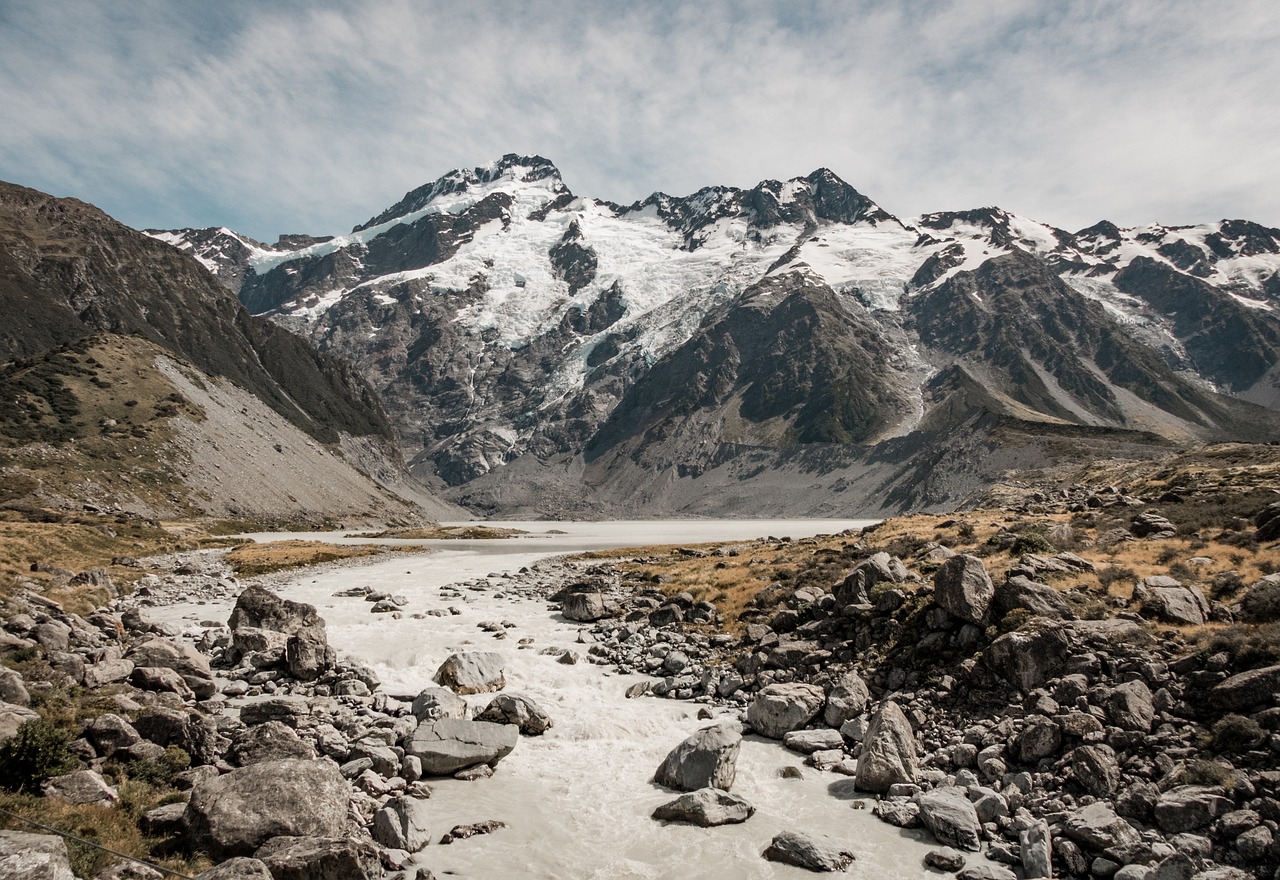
[[238, 697, 311, 727], [254, 835, 381, 880], [1060, 803, 1142, 853], [984, 626, 1071, 692], [1067, 744, 1122, 797], [193, 858, 273, 880], [854, 701, 918, 793], [411, 687, 469, 722], [933, 555, 995, 625], [0, 701, 39, 743], [125, 638, 216, 699], [560, 589, 611, 622], [229, 585, 324, 634], [440, 820, 505, 844], [652, 787, 755, 826], [1020, 819, 1052, 879], [1152, 853, 1195, 880], [0, 830, 75, 880], [654, 723, 741, 792], [184, 759, 350, 859], [82, 713, 141, 757], [1235, 824, 1273, 860], [958, 867, 1017, 880], [834, 553, 903, 606], [130, 666, 196, 699], [822, 670, 870, 727], [81, 658, 134, 688], [42, 769, 119, 807], [1153, 786, 1233, 833], [783, 728, 844, 754], [285, 630, 334, 682], [405, 719, 518, 775], [372, 795, 433, 852], [228, 721, 316, 766], [872, 800, 921, 828], [925, 847, 966, 871], [0, 670, 28, 707], [1134, 579, 1208, 626], [1106, 679, 1154, 732], [762, 830, 855, 872], [1210, 664, 1280, 711], [433, 651, 506, 694], [1240, 575, 1280, 622], [475, 693, 553, 735], [141, 802, 189, 837], [1017, 716, 1062, 763], [915, 786, 981, 852], [993, 576, 1074, 620], [746, 683, 825, 739]]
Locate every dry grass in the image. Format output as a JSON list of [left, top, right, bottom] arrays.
[[222, 539, 411, 577]]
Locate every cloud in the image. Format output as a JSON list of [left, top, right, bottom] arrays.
[[0, 0, 1277, 239]]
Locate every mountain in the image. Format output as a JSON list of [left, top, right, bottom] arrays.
[[0, 181, 456, 523], [149, 155, 1280, 517]]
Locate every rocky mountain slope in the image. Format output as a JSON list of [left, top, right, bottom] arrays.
[[152, 156, 1280, 517], [0, 181, 457, 523]]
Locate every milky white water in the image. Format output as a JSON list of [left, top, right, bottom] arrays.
[[154, 520, 975, 878]]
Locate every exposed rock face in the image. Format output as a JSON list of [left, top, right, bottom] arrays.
[[0, 830, 75, 880], [41, 769, 119, 807], [916, 787, 982, 851], [762, 830, 855, 872], [227, 721, 316, 766], [746, 683, 825, 738], [0, 702, 38, 743], [652, 788, 755, 827], [854, 701, 919, 793], [405, 719, 518, 775], [1066, 745, 1122, 797], [432, 651, 506, 694], [1153, 786, 1234, 833], [184, 759, 350, 859], [654, 723, 742, 792], [933, 556, 995, 624], [993, 576, 1074, 620], [1210, 664, 1280, 711]]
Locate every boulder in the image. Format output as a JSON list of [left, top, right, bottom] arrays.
[[433, 652, 506, 694], [229, 585, 324, 634], [915, 786, 982, 851], [133, 707, 222, 765], [193, 858, 273, 880], [228, 721, 316, 766], [655, 723, 741, 792], [0, 702, 39, 743], [872, 799, 921, 828], [184, 759, 350, 859], [958, 867, 1017, 880], [1239, 575, 1280, 622], [1210, 664, 1280, 711], [1060, 803, 1142, 854], [1066, 744, 1122, 797], [372, 795, 433, 852], [130, 666, 196, 700], [253, 835, 381, 880], [125, 638, 216, 699], [783, 728, 844, 755], [746, 683, 825, 738], [81, 658, 134, 689], [933, 555, 995, 625], [42, 770, 119, 807], [475, 693, 553, 735], [1134, 578, 1209, 626], [1016, 716, 1062, 763], [0, 830, 75, 880], [0, 670, 28, 707], [411, 687, 469, 722], [925, 848, 966, 871], [405, 719, 518, 775], [762, 830, 855, 872], [984, 626, 1072, 692], [822, 670, 870, 727], [1020, 819, 1052, 879], [834, 552, 904, 606], [560, 589, 612, 622], [440, 820, 505, 844], [854, 701, 918, 793], [82, 713, 141, 758], [993, 576, 1074, 621], [652, 788, 755, 827], [1153, 786, 1234, 833], [285, 630, 334, 682], [1106, 680, 1155, 732]]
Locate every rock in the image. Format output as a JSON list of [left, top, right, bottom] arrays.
[[184, 759, 350, 859], [0, 702, 39, 743], [433, 651, 506, 694], [993, 576, 1074, 620], [1066, 744, 1122, 797], [1131, 512, 1176, 539], [134, 707, 221, 766], [1235, 825, 1273, 861], [125, 638, 216, 699], [854, 701, 918, 793], [405, 719, 518, 775], [652, 787, 755, 826], [762, 830, 855, 872], [229, 585, 324, 634], [285, 630, 334, 683], [1060, 803, 1142, 853], [130, 666, 196, 699], [1153, 785, 1233, 833], [1134, 578, 1209, 625], [925, 847, 966, 871], [1210, 664, 1280, 711], [238, 697, 311, 728], [834, 552, 903, 606], [783, 728, 845, 754], [654, 723, 741, 792], [1020, 819, 1052, 879], [411, 687, 469, 722], [957, 867, 1017, 880], [560, 589, 612, 622], [372, 795, 433, 852], [82, 713, 141, 757], [915, 786, 981, 852], [475, 693, 553, 735], [254, 835, 381, 880], [933, 555, 995, 625], [228, 721, 316, 766], [42, 770, 118, 807], [141, 802, 189, 837], [746, 683, 825, 738], [983, 626, 1071, 692], [230, 628, 288, 664], [193, 858, 273, 880], [1017, 716, 1062, 763], [0, 830, 75, 880], [440, 820, 505, 844], [1239, 575, 1280, 622], [822, 670, 870, 727], [1106, 680, 1155, 732], [0, 670, 28, 708], [872, 799, 921, 827]]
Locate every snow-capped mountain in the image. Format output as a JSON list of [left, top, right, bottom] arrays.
[[150, 155, 1280, 516]]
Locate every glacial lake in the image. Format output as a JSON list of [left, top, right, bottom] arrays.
[[154, 519, 997, 879]]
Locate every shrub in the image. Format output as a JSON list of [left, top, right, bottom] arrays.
[[121, 745, 190, 787], [955, 522, 977, 544], [0, 719, 77, 792], [1097, 565, 1136, 591], [1009, 532, 1054, 556], [1210, 714, 1266, 753]]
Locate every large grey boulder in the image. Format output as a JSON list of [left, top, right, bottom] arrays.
[[254, 835, 381, 880], [125, 638, 217, 699], [229, 586, 332, 680], [0, 670, 28, 707], [1240, 575, 1280, 622], [411, 687, 469, 722], [1134, 578, 1209, 626], [560, 589, 612, 622], [1060, 803, 1142, 853], [984, 626, 1072, 692], [1106, 680, 1155, 732], [372, 795, 433, 852], [654, 723, 741, 792], [1210, 664, 1280, 711], [81, 658, 135, 689], [229, 585, 324, 634], [1020, 819, 1052, 879], [405, 719, 518, 775], [834, 552, 904, 606], [854, 701, 918, 793], [0, 830, 75, 880], [476, 693, 553, 735], [915, 787, 982, 851], [1066, 744, 1121, 797], [81, 713, 141, 758], [652, 788, 754, 827], [762, 830, 855, 872], [822, 670, 870, 727], [227, 721, 316, 766], [42, 770, 119, 807], [0, 702, 38, 743], [1153, 786, 1233, 833], [933, 555, 995, 624], [1016, 716, 1062, 763], [993, 576, 1074, 620], [433, 651, 506, 694], [193, 858, 273, 880], [746, 683, 825, 738], [184, 759, 350, 859]]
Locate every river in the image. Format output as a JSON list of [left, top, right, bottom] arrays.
[[153, 520, 978, 879]]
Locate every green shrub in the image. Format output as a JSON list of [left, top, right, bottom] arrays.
[[1210, 714, 1266, 753], [1009, 532, 1054, 556], [0, 719, 77, 792], [121, 746, 190, 786]]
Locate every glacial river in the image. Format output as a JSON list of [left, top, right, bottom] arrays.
[[154, 520, 982, 879]]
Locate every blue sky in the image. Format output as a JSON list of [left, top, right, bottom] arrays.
[[1, 0, 1277, 241]]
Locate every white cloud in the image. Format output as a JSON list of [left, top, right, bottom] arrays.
[[0, 0, 1277, 239]]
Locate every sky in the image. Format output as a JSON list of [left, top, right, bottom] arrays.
[[1, 0, 1277, 243]]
